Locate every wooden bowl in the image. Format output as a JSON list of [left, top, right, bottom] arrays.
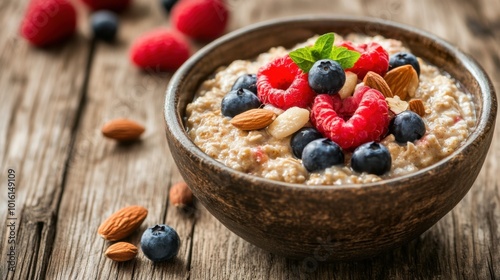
[[164, 16, 497, 260]]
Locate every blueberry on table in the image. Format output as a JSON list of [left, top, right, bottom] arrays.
[[221, 88, 261, 118], [160, 0, 178, 13], [308, 59, 346, 94], [389, 52, 420, 76], [390, 110, 426, 143], [141, 224, 180, 262], [301, 138, 344, 172], [231, 74, 257, 95], [91, 11, 119, 41], [290, 127, 323, 159], [351, 142, 392, 175]]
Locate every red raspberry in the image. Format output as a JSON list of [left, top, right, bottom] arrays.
[[80, 0, 131, 12], [339, 41, 389, 80], [171, 0, 229, 41], [129, 29, 191, 71], [311, 86, 390, 150], [256, 55, 316, 110], [20, 0, 77, 47]]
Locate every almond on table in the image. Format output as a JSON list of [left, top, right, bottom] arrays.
[[101, 118, 145, 142], [105, 242, 138, 262], [169, 181, 194, 208], [98, 205, 148, 241]]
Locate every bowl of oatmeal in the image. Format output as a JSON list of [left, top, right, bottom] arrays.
[[164, 16, 496, 260]]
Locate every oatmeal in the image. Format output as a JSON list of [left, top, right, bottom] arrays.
[[185, 34, 476, 185]]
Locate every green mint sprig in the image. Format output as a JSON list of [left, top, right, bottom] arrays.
[[289, 33, 361, 73]]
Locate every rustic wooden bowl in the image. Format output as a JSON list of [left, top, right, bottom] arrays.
[[164, 16, 497, 261]]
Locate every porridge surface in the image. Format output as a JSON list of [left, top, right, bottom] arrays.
[[185, 34, 476, 185]]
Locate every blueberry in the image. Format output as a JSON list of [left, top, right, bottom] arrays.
[[160, 0, 178, 13], [308, 59, 346, 94], [141, 224, 180, 262], [221, 88, 261, 118], [351, 142, 392, 175], [231, 74, 257, 94], [390, 110, 426, 143], [290, 127, 323, 159], [91, 11, 119, 41], [302, 138, 344, 172], [389, 52, 420, 76]]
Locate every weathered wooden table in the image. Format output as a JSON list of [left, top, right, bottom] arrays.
[[1, 0, 499, 279]]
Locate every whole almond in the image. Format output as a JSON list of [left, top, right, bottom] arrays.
[[338, 71, 358, 99], [230, 109, 276, 131], [363, 71, 393, 98], [169, 181, 193, 208], [384, 65, 419, 100], [105, 242, 138, 262], [386, 96, 409, 115], [101, 118, 145, 142], [98, 205, 148, 241], [409, 99, 426, 117]]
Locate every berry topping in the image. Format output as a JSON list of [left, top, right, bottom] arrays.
[[290, 127, 323, 159], [231, 74, 257, 94], [91, 11, 119, 42], [161, 0, 179, 13], [20, 0, 77, 47], [311, 86, 390, 150], [141, 224, 180, 262], [389, 52, 421, 76], [302, 138, 344, 172], [257, 55, 316, 110], [339, 41, 389, 79], [80, 0, 131, 12], [351, 142, 392, 175], [171, 0, 229, 41], [221, 88, 261, 118], [129, 29, 190, 71], [308, 59, 346, 94], [389, 110, 426, 143]]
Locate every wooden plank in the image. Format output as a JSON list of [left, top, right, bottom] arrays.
[[44, 0, 195, 278], [189, 0, 500, 279], [0, 0, 89, 279]]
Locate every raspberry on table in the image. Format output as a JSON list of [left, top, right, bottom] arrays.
[[80, 0, 131, 12], [20, 0, 77, 47], [339, 41, 389, 80], [311, 86, 390, 150], [256, 55, 316, 110], [171, 0, 229, 41], [129, 28, 190, 71]]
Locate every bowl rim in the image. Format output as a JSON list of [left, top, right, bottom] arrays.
[[165, 15, 497, 191]]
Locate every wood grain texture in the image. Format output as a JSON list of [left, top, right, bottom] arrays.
[[44, 0, 192, 278], [0, 0, 89, 279], [0, 0, 498, 279]]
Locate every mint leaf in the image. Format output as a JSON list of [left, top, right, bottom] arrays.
[[289, 47, 316, 72], [289, 33, 361, 72], [330, 46, 361, 69], [312, 33, 335, 60]]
